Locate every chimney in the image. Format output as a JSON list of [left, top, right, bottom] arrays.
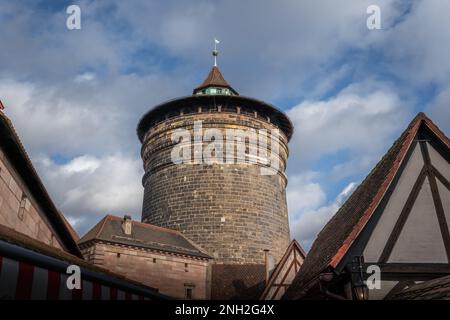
[[122, 215, 132, 235]]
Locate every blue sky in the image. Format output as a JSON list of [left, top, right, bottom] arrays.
[[1, 0, 450, 250]]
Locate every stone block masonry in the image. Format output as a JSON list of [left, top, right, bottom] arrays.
[[140, 110, 291, 265], [80, 242, 210, 299]]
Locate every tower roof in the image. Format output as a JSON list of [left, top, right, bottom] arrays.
[[193, 66, 239, 95], [137, 94, 294, 142]]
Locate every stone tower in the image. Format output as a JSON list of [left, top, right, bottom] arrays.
[[137, 61, 293, 265]]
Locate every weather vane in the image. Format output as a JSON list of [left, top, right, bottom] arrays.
[[213, 38, 220, 67]]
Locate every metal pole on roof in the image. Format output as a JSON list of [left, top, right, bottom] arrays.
[[213, 38, 220, 67]]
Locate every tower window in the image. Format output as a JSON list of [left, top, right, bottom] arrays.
[[153, 258, 157, 263], [117, 253, 121, 258], [185, 263, 188, 272]]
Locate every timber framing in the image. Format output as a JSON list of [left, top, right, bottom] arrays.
[[284, 112, 450, 299], [260, 240, 305, 300]]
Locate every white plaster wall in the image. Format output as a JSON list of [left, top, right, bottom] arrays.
[[364, 144, 424, 261], [389, 178, 448, 263]]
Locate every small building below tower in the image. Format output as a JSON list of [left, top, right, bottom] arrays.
[[78, 215, 212, 299]]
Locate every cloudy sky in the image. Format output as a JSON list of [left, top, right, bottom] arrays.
[[1, 0, 450, 250]]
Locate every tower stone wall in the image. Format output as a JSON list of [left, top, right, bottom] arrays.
[[137, 67, 293, 265]]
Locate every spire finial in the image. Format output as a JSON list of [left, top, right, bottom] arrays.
[[213, 38, 220, 67]]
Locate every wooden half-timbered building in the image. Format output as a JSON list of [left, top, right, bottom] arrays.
[[284, 112, 450, 300], [260, 240, 306, 300]]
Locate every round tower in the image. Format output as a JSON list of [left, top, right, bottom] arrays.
[[137, 62, 293, 265]]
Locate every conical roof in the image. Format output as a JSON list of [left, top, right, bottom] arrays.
[[193, 66, 238, 95]]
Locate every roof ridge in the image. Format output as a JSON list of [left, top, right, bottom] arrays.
[[329, 112, 423, 267], [106, 215, 179, 235], [98, 214, 112, 237], [291, 239, 307, 259], [78, 215, 110, 244], [176, 230, 212, 257], [421, 113, 450, 149]]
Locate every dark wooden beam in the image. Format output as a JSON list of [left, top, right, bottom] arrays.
[[420, 142, 450, 261], [271, 259, 296, 299], [379, 165, 427, 263], [433, 165, 450, 191]]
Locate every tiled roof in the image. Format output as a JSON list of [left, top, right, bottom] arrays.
[[211, 264, 266, 299], [193, 66, 238, 95], [391, 276, 450, 300], [78, 215, 212, 259], [284, 112, 450, 299], [0, 111, 81, 257]]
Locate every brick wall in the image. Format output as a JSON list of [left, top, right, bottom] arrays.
[[81, 241, 210, 299], [0, 146, 63, 249], [140, 111, 291, 264]]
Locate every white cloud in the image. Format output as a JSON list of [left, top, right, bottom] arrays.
[[74, 72, 96, 83], [425, 85, 450, 135], [290, 182, 358, 251], [112, 0, 401, 100], [1, 0, 450, 243], [381, 1, 450, 86], [285, 82, 411, 250], [286, 82, 411, 173], [59, 155, 100, 175], [35, 154, 144, 235], [287, 172, 325, 214]]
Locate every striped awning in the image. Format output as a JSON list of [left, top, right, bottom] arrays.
[[0, 255, 148, 300], [0, 237, 168, 300]]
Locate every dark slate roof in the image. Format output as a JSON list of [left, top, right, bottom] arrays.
[[136, 94, 294, 142], [193, 66, 238, 95], [284, 112, 450, 299], [78, 215, 212, 259], [0, 111, 81, 257], [391, 276, 450, 300], [0, 224, 168, 299], [211, 264, 266, 299]]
